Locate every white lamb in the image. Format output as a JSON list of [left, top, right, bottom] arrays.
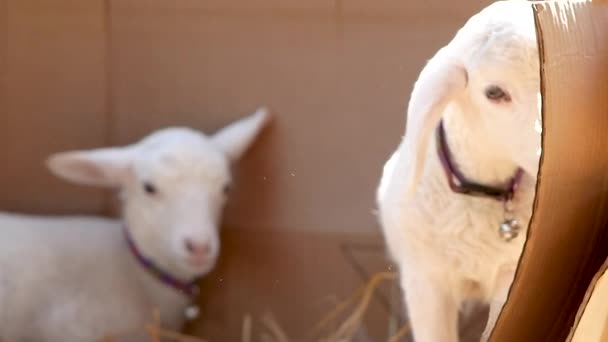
[[376, 2, 542, 342], [0, 107, 270, 341]]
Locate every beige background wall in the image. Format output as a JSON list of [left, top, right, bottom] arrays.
[[0, 0, 492, 234], [0, 1, 494, 340]]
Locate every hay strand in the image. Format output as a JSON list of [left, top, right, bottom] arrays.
[[242, 313, 253, 342], [305, 281, 368, 338], [146, 308, 162, 342], [324, 272, 397, 341], [387, 323, 411, 342], [261, 312, 291, 342]]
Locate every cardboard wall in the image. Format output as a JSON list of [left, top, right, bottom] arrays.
[[0, 0, 548, 341], [490, 1, 608, 341], [0, 0, 494, 234], [569, 258, 608, 342]]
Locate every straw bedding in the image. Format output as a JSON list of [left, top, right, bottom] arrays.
[[100, 271, 409, 342]]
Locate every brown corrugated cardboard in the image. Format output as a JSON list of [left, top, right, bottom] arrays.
[[568, 257, 608, 342], [2, 0, 607, 341], [490, 1, 608, 341], [0, 0, 495, 235], [0, 0, 107, 214]]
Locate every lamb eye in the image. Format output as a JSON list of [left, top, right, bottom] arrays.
[[485, 85, 510, 102], [143, 182, 157, 195]]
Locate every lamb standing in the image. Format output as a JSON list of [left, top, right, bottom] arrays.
[[0, 107, 270, 341], [376, 2, 542, 342]]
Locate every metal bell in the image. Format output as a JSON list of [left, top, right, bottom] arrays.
[[184, 304, 200, 321], [499, 219, 521, 242]]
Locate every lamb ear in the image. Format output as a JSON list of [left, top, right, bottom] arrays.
[[46, 147, 136, 188], [404, 50, 468, 197], [211, 106, 271, 163]]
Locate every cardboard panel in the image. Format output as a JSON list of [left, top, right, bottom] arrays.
[[0, 0, 107, 214], [341, 0, 494, 17], [490, 1, 608, 341], [107, 0, 491, 234], [569, 257, 608, 342], [112, 0, 334, 14]]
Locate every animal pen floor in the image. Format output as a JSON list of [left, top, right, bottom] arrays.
[[175, 229, 490, 342]]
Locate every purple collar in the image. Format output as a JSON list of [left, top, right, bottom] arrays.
[[436, 120, 524, 201], [123, 226, 201, 297]]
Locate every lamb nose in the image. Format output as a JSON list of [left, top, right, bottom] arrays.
[[184, 239, 210, 257]]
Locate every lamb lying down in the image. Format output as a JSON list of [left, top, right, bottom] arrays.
[[376, 1, 542, 342], [0, 107, 270, 342]]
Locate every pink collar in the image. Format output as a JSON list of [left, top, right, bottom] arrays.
[[123, 226, 201, 297]]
